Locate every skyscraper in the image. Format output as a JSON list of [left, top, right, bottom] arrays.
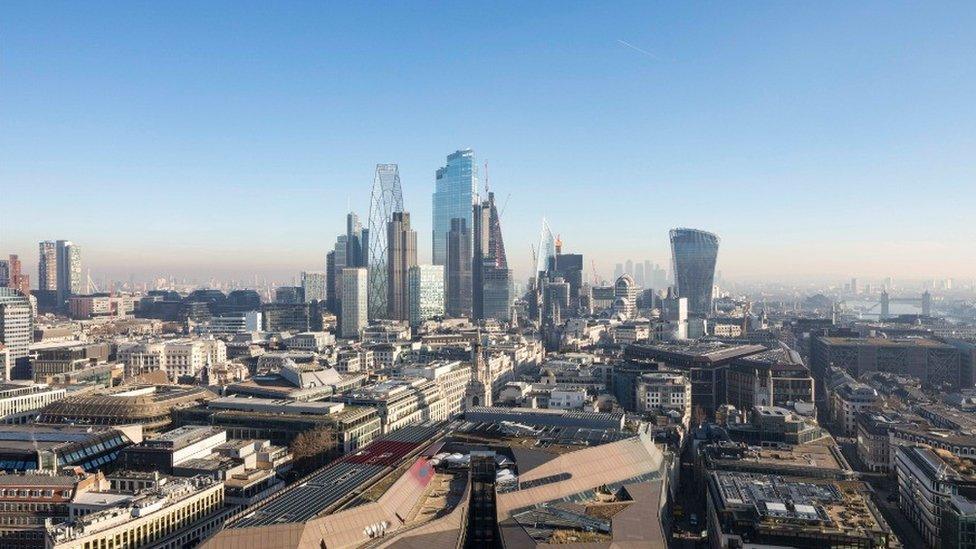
[[346, 213, 368, 268], [536, 219, 556, 275], [669, 228, 720, 316], [408, 264, 445, 326], [340, 267, 367, 339], [325, 251, 337, 311], [432, 149, 478, 266], [301, 271, 327, 303], [386, 211, 417, 321], [38, 241, 57, 291], [445, 218, 472, 318], [55, 240, 82, 307], [472, 192, 511, 321], [330, 236, 348, 314], [366, 164, 404, 319], [0, 260, 8, 288], [0, 287, 32, 380]]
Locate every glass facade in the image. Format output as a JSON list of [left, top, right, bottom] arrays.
[[408, 264, 445, 325], [432, 149, 478, 266], [669, 228, 719, 316]]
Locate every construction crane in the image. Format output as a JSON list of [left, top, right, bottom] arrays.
[[86, 269, 100, 294]]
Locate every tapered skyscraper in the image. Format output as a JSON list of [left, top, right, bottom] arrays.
[[669, 228, 719, 316], [432, 149, 478, 266], [472, 192, 511, 321], [367, 164, 404, 319], [386, 211, 417, 321]]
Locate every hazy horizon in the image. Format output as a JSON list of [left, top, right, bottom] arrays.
[[3, 2, 975, 286]]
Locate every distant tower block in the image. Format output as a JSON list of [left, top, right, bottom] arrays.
[[880, 291, 890, 320], [922, 290, 932, 317]]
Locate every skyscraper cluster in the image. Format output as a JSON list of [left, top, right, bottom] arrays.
[[322, 149, 513, 336]]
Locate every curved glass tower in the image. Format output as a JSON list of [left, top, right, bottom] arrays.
[[669, 228, 719, 316], [432, 149, 478, 266]]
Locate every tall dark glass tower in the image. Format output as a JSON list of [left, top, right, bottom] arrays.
[[472, 192, 511, 321], [446, 218, 472, 318], [386, 211, 417, 321], [432, 150, 477, 266], [669, 228, 719, 316]]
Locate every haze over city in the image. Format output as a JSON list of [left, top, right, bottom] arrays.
[[3, 2, 975, 284]]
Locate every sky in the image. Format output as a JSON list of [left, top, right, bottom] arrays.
[[2, 1, 975, 285]]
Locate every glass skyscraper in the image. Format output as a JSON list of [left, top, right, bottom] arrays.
[[669, 228, 720, 316], [432, 149, 478, 266]]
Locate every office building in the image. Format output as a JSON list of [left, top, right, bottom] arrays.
[[55, 240, 82, 307], [387, 211, 417, 321], [38, 384, 217, 434], [261, 303, 309, 332], [669, 228, 719, 316], [432, 149, 478, 267], [445, 217, 472, 318], [636, 371, 692, 425], [274, 285, 304, 304], [896, 445, 976, 548], [366, 163, 404, 319], [325, 250, 338, 312], [38, 240, 57, 291], [707, 471, 892, 548], [203, 311, 262, 336], [2, 255, 30, 296], [0, 288, 32, 379], [330, 235, 348, 313], [345, 212, 367, 269], [340, 267, 367, 338], [301, 271, 327, 303], [0, 469, 99, 548], [726, 347, 816, 410], [811, 336, 963, 389], [624, 341, 766, 417], [472, 191, 512, 321], [613, 274, 637, 318], [0, 383, 68, 424], [408, 264, 444, 325], [46, 475, 226, 549]]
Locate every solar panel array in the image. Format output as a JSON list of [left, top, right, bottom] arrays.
[[230, 423, 441, 528]]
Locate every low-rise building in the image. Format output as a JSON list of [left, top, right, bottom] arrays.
[[0, 469, 103, 548], [706, 471, 892, 548], [636, 371, 691, 427], [398, 360, 471, 419], [174, 395, 380, 453], [0, 383, 68, 423], [341, 377, 445, 434], [896, 445, 976, 548], [46, 475, 227, 549]]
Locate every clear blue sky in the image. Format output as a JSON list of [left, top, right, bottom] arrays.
[[2, 1, 975, 283]]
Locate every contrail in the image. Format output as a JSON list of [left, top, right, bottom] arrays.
[[617, 39, 662, 60]]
